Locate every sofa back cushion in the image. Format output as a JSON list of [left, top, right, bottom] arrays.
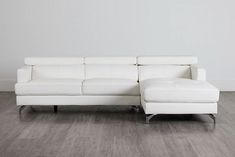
[[25, 57, 85, 80], [25, 56, 196, 81], [32, 65, 85, 80], [85, 65, 138, 80], [137, 56, 195, 81], [139, 65, 191, 81], [84, 57, 138, 81]]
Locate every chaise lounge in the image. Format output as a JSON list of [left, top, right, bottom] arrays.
[[15, 56, 220, 123]]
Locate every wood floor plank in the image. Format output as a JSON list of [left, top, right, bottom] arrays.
[[0, 92, 235, 157]]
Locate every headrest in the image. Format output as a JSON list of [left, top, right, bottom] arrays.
[[137, 56, 198, 65], [84, 57, 137, 65], [24, 57, 84, 65]]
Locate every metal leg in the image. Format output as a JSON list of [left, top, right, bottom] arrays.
[[209, 114, 216, 124], [146, 114, 157, 124], [54, 105, 58, 113], [131, 105, 140, 112], [19, 105, 25, 114]]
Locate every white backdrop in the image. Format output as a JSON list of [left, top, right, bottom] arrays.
[[0, 0, 235, 91]]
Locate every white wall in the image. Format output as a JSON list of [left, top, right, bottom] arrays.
[[0, 0, 235, 91]]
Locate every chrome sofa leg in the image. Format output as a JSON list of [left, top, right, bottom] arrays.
[[146, 114, 157, 124], [54, 105, 58, 113], [19, 105, 25, 114], [209, 114, 216, 124]]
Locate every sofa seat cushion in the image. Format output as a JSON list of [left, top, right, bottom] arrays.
[[82, 79, 139, 96], [15, 79, 83, 96], [140, 78, 219, 103]]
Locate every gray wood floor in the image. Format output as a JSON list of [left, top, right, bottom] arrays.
[[0, 92, 235, 157]]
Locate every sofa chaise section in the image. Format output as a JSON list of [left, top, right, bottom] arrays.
[[138, 56, 219, 123], [140, 78, 219, 103]]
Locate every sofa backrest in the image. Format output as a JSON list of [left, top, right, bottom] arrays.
[[137, 56, 198, 81], [25, 57, 85, 80], [24, 56, 198, 81], [84, 57, 138, 81]]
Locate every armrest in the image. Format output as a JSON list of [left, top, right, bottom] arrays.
[[191, 65, 206, 81], [17, 66, 32, 83]]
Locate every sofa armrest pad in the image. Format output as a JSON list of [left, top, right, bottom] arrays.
[[191, 65, 206, 81], [17, 66, 32, 83]]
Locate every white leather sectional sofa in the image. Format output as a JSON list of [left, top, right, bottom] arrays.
[[15, 56, 220, 123]]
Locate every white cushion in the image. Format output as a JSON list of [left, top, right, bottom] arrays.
[[15, 79, 83, 96], [137, 56, 198, 65], [85, 57, 137, 65], [32, 65, 84, 80], [83, 78, 139, 96], [25, 57, 84, 65], [85, 65, 138, 81], [139, 65, 191, 81], [140, 78, 219, 103]]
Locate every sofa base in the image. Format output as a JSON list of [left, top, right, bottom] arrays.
[[142, 99, 217, 123], [142, 101, 217, 114], [16, 96, 141, 106]]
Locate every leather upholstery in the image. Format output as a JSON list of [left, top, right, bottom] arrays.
[[32, 65, 85, 80], [142, 102, 217, 114], [139, 65, 191, 81], [17, 66, 32, 83], [85, 57, 137, 65], [140, 78, 219, 103], [191, 65, 206, 81], [17, 96, 141, 106], [25, 57, 84, 65], [83, 78, 139, 96], [15, 79, 83, 96], [137, 56, 198, 65], [85, 65, 138, 81], [15, 56, 220, 116]]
